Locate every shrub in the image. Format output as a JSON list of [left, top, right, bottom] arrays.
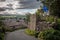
[[57, 18, 60, 24], [45, 16, 54, 23], [25, 29, 36, 36], [38, 28, 60, 40], [0, 33, 4, 40], [53, 18, 60, 31], [53, 23, 60, 31]]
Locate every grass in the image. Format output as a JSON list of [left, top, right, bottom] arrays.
[[25, 29, 36, 36]]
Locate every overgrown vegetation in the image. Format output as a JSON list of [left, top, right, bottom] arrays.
[[41, 0, 60, 17], [45, 16, 55, 22], [0, 21, 5, 40], [38, 28, 60, 40], [25, 29, 36, 36], [26, 13, 31, 23], [35, 0, 60, 40]]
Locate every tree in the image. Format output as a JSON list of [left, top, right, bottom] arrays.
[[26, 13, 31, 24], [0, 21, 5, 40], [38, 28, 60, 40], [36, 9, 44, 24], [41, 0, 60, 17]]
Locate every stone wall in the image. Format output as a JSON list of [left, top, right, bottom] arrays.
[[28, 14, 36, 30], [28, 14, 55, 31]]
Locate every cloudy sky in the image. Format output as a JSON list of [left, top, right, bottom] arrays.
[[15, 0, 43, 14], [0, 0, 43, 14], [16, 9, 38, 14]]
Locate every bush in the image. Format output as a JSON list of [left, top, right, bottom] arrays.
[[0, 33, 4, 40], [57, 18, 60, 24], [45, 16, 54, 23], [53, 23, 60, 31], [53, 18, 60, 31], [25, 29, 36, 36], [38, 28, 60, 40]]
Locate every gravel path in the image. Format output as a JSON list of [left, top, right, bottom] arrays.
[[5, 29, 38, 40]]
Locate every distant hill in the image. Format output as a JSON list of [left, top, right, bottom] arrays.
[[0, 14, 26, 18]]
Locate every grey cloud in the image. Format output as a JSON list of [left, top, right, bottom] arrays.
[[16, 0, 42, 9], [6, 0, 42, 9]]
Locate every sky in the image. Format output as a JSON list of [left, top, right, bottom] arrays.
[[16, 9, 38, 14], [15, 0, 43, 14], [0, 0, 43, 14]]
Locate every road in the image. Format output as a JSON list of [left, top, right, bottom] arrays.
[[5, 29, 38, 40]]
